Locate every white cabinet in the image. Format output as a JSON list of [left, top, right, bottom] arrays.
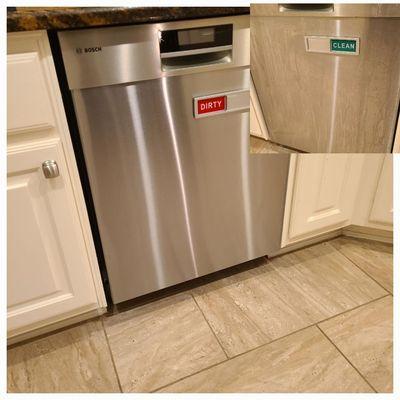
[[7, 51, 54, 135], [369, 156, 393, 226], [250, 78, 268, 140], [349, 154, 393, 233], [7, 140, 100, 332], [369, 154, 393, 226], [7, 31, 106, 340], [282, 154, 392, 247], [393, 111, 400, 153], [282, 155, 364, 246]]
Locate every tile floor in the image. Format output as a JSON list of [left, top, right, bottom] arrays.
[[8, 236, 393, 393]]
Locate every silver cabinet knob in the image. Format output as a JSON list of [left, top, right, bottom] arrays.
[[42, 160, 60, 179]]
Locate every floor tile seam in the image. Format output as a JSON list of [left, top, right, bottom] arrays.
[[122, 277, 389, 393], [315, 325, 378, 393], [152, 295, 389, 395], [229, 293, 389, 358], [190, 285, 389, 363], [191, 288, 272, 354], [150, 323, 319, 393], [315, 294, 391, 327], [190, 293, 230, 360], [7, 315, 101, 350], [332, 244, 392, 294], [221, 257, 390, 345], [259, 262, 341, 319], [187, 292, 390, 367], [100, 317, 124, 393], [266, 250, 378, 318], [153, 293, 391, 391]]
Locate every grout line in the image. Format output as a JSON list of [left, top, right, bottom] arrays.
[[100, 317, 124, 393], [151, 293, 391, 393], [190, 293, 230, 360], [313, 293, 391, 326], [7, 313, 108, 349], [329, 237, 393, 295], [316, 325, 378, 393], [190, 287, 269, 358], [150, 323, 316, 393], [151, 237, 393, 393], [7, 237, 391, 394], [159, 238, 389, 393]]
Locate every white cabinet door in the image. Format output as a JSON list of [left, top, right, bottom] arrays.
[[7, 51, 55, 135], [250, 95, 261, 137], [250, 78, 268, 140], [393, 110, 400, 153], [369, 155, 393, 227], [282, 154, 364, 246], [7, 139, 99, 334]]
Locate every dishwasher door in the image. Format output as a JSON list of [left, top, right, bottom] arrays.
[[72, 68, 289, 303], [251, 13, 400, 153]]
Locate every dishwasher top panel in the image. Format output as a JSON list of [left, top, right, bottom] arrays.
[[58, 15, 249, 90], [251, 4, 400, 18]]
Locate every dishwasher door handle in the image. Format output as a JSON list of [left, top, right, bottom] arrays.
[[160, 45, 233, 59], [160, 46, 232, 71]]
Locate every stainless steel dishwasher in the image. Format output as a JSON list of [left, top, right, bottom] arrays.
[[59, 15, 289, 304], [251, 4, 400, 153]]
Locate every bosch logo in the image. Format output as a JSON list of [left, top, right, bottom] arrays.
[[75, 46, 102, 54]]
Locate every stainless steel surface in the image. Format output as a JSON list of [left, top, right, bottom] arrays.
[[58, 16, 249, 89], [252, 4, 400, 18], [251, 11, 400, 153], [59, 16, 290, 304], [42, 160, 59, 179]]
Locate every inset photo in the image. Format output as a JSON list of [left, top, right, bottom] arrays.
[[250, 3, 400, 153]]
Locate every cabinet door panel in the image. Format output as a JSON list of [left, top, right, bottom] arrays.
[[7, 140, 98, 333], [8, 173, 69, 307], [369, 155, 393, 226], [284, 154, 363, 245], [250, 95, 261, 137], [250, 78, 268, 139], [7, 52, 54, 135]]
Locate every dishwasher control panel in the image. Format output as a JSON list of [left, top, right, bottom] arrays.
[[58, 16, 249, 89], [159, 24, 232, 54], [159, 24, 233, 70]]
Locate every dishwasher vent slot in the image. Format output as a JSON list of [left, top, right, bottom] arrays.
[[279, 4, 334, 13]]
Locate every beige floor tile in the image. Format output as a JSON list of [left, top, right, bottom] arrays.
[[7, 319, 120, 393], [193, 241, 387, 357], [331, 237, 393, 293], [159, 326, 373, 393], [103, 292, 226, 392], [319, 296, 393, 393], [192, 271, 270, 357]]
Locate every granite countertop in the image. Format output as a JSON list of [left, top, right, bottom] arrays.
[[7, 7, 249, 32]]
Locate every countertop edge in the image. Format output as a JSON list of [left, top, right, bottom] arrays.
[[7, 7, 250, 33]]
